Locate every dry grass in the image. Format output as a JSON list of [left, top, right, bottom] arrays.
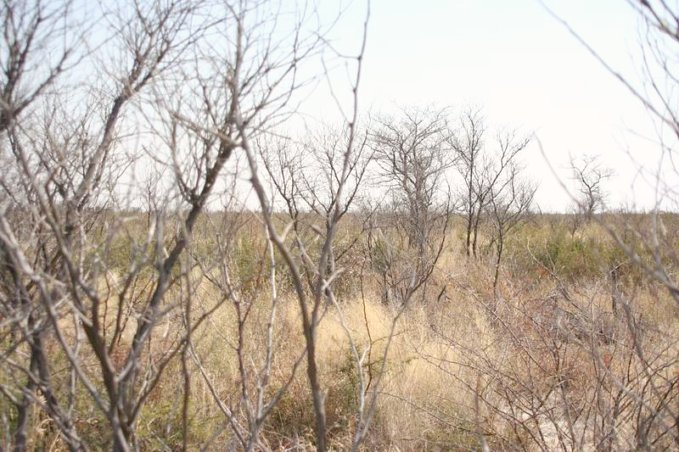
[[131, 217, 679, 449], [4, 215, 679, 450]]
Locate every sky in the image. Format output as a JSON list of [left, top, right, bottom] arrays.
[[299, 0, 669, 212]]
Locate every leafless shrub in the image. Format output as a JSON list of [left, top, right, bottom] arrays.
[[0, 0, 371, 450]]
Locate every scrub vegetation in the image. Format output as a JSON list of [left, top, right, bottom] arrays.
[[0, 0, 678, 450]]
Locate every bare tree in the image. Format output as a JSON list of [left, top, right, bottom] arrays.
[[239, 4, 371, 449], [571, 155, 613, 219], [487, 167, 536, 292], [0, 1, 200, 448], [452, 109, 485, 257], [0, 0, 363, 449], [371, 106, 455, 261], [452, 113, 531, 258], [0, 0, 79, 133], [262, 123, 372, 286]]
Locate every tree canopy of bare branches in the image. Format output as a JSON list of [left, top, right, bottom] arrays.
[[371, 106, 455, 260], [452, 111, 532, 258], [0, 0, 371, 450], [571, 155, 613, 219]]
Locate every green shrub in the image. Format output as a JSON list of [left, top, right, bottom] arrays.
[[508, 226, 630, 281]]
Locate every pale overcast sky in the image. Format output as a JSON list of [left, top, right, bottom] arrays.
[[303, 0, 668, 212]]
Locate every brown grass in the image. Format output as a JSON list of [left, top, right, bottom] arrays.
[[5, 215, 679, 450]]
